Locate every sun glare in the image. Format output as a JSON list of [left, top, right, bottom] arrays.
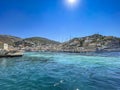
[[67, 0, 77, 5], [64, 0, 80, 9]]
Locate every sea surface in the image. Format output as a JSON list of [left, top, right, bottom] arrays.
[[0, 52, 120, 90]]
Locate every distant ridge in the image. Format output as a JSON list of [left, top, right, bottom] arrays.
[[0, 35, 60, 46], [24, 37, 60, 45], [0, 35, 22, 45]]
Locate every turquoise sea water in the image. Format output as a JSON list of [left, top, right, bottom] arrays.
[[0, 52, 120, 90]]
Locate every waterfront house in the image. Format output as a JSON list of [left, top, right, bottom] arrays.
[[4, 43, 9, 51], [0, 42, 9, 51]]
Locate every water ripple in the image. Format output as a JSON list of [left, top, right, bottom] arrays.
[[0, 52, 120, 90]]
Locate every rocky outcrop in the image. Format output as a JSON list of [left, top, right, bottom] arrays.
[[0, 49, 8, 55]]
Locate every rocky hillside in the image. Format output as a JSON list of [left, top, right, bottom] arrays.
[[0, 35, 60, 45], [59, 34, 120, 52], [14, 37, 60, 51], [14, 37, 60, 49], [0, 35, 22, 45], [0, 35, 60, 50], [0, 34, 120, 52]]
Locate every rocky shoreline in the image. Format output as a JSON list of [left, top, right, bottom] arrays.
[[0, 50, 23, 58], [0, 34, 120, 55]]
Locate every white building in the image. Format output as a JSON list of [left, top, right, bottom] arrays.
[[4, 43, 9, 51]]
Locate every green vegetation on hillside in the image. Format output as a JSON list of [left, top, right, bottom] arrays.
[[24, 37, 60, 45], [0, 35, 22, 45]]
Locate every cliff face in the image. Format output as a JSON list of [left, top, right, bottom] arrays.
[[58, 34, 120, 52]]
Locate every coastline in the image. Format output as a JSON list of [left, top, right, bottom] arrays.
[[0, 50, 24, 58], [1, 48, 120, 58], [0, 34, 120, 58]]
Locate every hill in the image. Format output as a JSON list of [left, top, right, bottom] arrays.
[[0, 35, 60, 49], [24, 37, 60, 45], [15, 37, 60, 51], [0, 34, 120, 52], [59, 34, 120, 52], [0, 35, 22, 45]]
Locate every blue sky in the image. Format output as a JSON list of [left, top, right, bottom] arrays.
[[0, 0, 120, 41]]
